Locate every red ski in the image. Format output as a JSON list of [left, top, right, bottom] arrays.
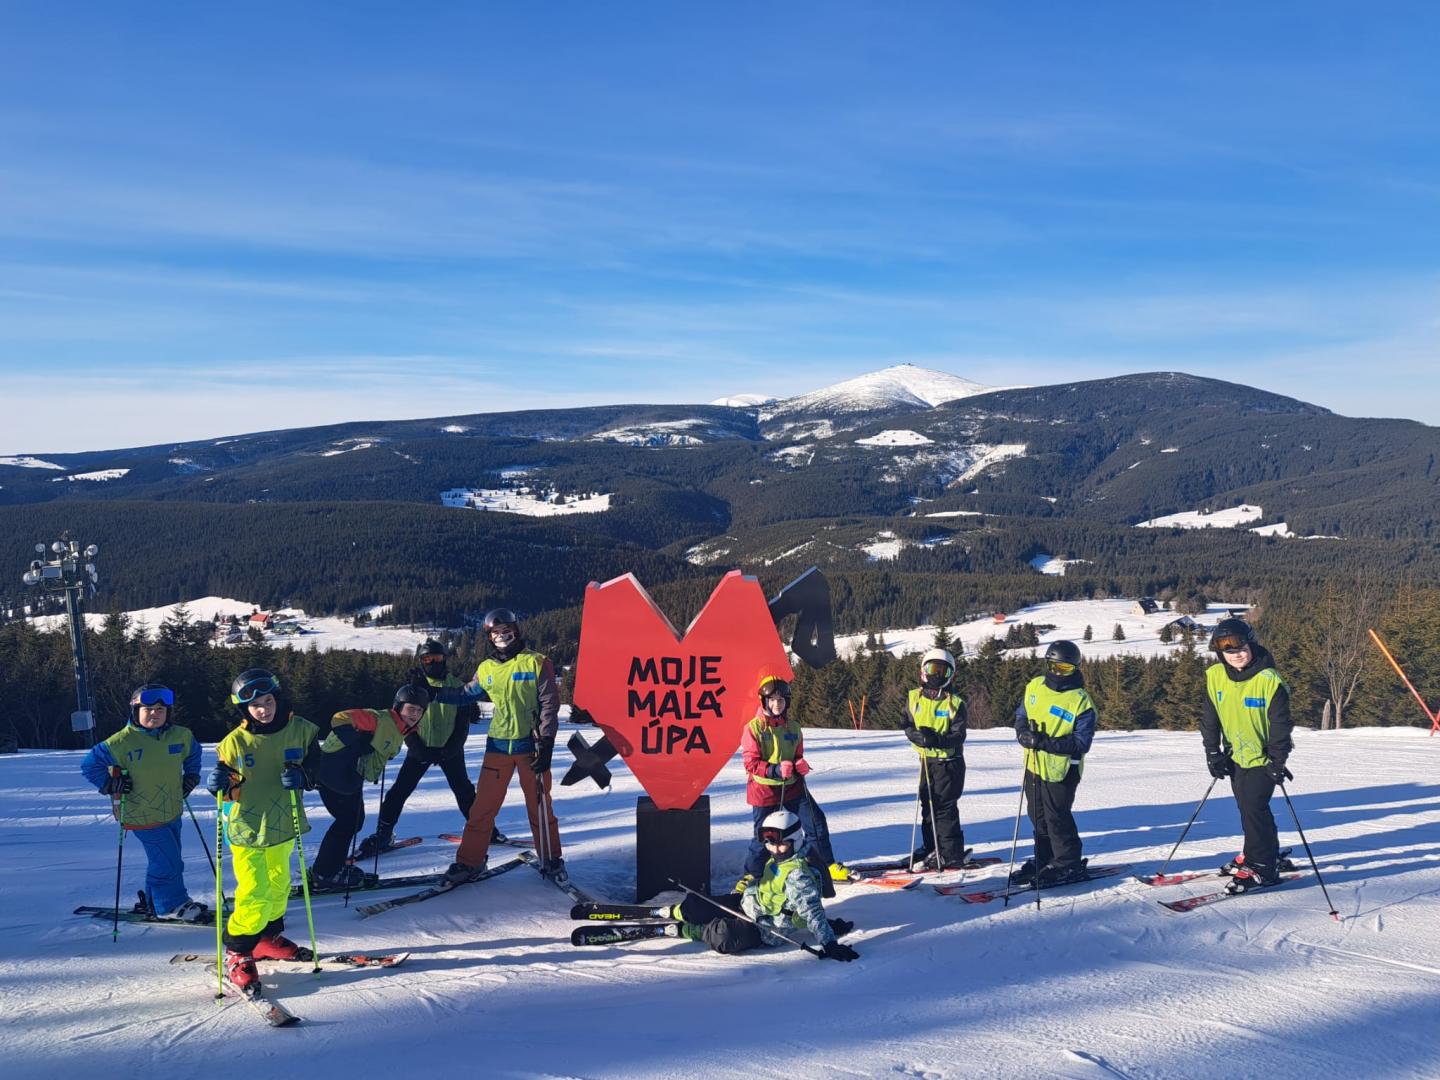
[[1159, 874, 1305, 912]]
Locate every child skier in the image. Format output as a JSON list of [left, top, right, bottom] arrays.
[[206, 668, 321, 995], [79, 683, 207, 921], [354, 640, 479, 859], [308, 681, 430, 888], [1200, 618, 1296, 894], [1011, 640, 1097, 888], [738, 673, 848, 888], [902, 647, 969, 871], [446, 608, 565, 884]]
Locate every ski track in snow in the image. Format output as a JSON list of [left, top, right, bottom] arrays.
[[2, 727, 1439, 1078]]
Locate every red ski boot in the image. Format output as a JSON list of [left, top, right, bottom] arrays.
[[223, 950, 260, 997], [253, 933, 314, 962]]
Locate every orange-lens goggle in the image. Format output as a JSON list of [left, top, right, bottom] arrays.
[[1212, 635, 1249, 653], [421, 654, 445, 664], [922, 660, 952, 677], [1047, 660, 1077, 676], [760, 829, 794, 845]]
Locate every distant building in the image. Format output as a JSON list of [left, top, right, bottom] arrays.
[[1133, 598, 1160, 616]]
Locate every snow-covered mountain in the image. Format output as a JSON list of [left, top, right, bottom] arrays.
[[759, 364, 996, 440], [708, 393, 773, 408]]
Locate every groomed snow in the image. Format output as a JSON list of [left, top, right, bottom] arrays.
[[3, 726, 1437, 1078], [1136, 504, 1264, 529], [837, 599, 1248, 661], [440, 487, 611, 516], [855, 429, 934, 447], [0, 456, 65, 469], [1030, 553, 1088, 576], [53, 469, 130, 482]]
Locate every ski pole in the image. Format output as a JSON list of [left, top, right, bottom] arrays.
[[1000, 759, 1028, 909], [372, 760, 388, 880], [922, 756, 942, 870], [289, 789, 321, 973], [1368, 629, 1439, 734], [907, 753, 924, 873], [1277, 779, 1341, 921], [112, 771, 127, 942], [214, 792, 225, 1000], [184, 795, 217, 878], [666, 877, 824, 958], [1147, 776, 1218, 884]]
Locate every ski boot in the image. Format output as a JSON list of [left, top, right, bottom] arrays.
[[130, 890, 153, 915], [1008, 859, 1037, 887], [909, 848, 934, 873], [1224, 865, 1281, 895], [1036, 860, 1089, 887], [441, 859, 486, 887], [223, 950, 261, 997], [308, 865, 374, 892], [539, 857, 570, 886], [162, 899, 212, 923], [354, 821, 396, 861], [254, 933, 314, 962], [1218, 853, 1246, 877]]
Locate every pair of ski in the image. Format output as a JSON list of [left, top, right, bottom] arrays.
[[842, 853, 1004, 890], [570, 900, 682, 946], [933, 863, 1133, 904], [1135, 849, 1304, 912], [170, 951, 410, 1027]]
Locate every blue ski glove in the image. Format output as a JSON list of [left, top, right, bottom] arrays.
[[280, 762, 311, 791], [206, 762, 240, 798]]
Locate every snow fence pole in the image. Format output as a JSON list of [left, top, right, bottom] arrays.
[[666, 877, 824, 959], [1000, 760, 1028, 909], [907, 754, 924, 873], [1148, 776, 1218, 884], [184, 795, 217, 879], [1367, 628, 1439, 734], [1277, 778, 1340, 921], [112, 772, 127, 942], [214, 792, 224, 1000], [290, 789, 321, 972]]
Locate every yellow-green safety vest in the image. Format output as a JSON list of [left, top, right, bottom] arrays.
[[418, 674, 465, 748], [1021, 677, 1092, 783], [103, 724, 195, 828], [756, 853, 818, 927], [216, 716, 319, 848], [473, 650, 547, 742], [1206, 664, 1287, 770], [907, 689, 964, 760], [321, 708, 409, 783], [748, 713, 802, 787]]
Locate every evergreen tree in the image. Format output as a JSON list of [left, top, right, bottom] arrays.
[[1112, 623, 1126, 641], [1083, 624, 1093, 642]]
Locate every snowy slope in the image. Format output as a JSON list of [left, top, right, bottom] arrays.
[[1137, 504, 1265, 529], [3, 726, 1438, 1079], [762, 363, 993, 421]]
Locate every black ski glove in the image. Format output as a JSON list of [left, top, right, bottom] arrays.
[[182, 774, 200, 797], [828, 917, 855, 938], [531, 734, 555, 774], [820, 940, 859, 962], [1016, 727, 1043, 750], [1206, 752, 1234, 780], [206, 761, 240, 798], [1264, 760, 1293, 784], [100, 769, 133, 795], [904, 727, 938, 749]]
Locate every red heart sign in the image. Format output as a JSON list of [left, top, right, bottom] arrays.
[[572, 571, 794, 810]]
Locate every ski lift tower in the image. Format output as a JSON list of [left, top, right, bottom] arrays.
[[21, 534, 100, 746]]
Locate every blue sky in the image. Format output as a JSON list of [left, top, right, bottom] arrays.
[[1, 3, 1437, 453]]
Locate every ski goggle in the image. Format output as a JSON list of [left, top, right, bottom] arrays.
[[1211, 634, 1250, 654], [132, 687, 174, 707], [922, 661, 953, 679], [759, 678, 790, 699], [232, 676, 279, 703], [1047, 660, 1077, 676], [759, 828, 796, 846], [420, 653, 445, 665]]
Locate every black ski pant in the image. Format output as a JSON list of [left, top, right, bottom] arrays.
[[1025, 764, 1082, 870], [312, 786, 364, 880], [918, 756, 967, 867], [1230, 765, 1279, 874], [675, 893, 764, 955], [378, 748, 476, 830]]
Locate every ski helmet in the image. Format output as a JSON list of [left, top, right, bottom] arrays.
[[758, 808, 802, 849], [483, 608, 520, 651], [757, 673, 791, 715], [1043, 640, 1082, 675], [416, 638, 447, 679], [231, 668, 280, 706], [1208, 617, 1255, 654], [129, 683, 174, 724], [393, 681, 432, 712], [920, 648, 956, 690]]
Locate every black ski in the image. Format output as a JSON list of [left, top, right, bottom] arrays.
[[349, 836, 423, 863], [572, 923, 676, 946], [934, 863, 1132, 902], [75, 905, 217, 927], [571, 901, 674, 922], [518, 850, 596, 904], [170, 951, 409, 970], [356, 854, 527, 917], [291, 870, 443, 898]]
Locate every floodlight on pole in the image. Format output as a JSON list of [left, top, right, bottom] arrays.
[[19, 533, 100, 745]]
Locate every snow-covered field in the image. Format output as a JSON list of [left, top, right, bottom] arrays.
[[3, 726, 1437, 1079], [30, 597, 433, 656], [440, 486, 612, 516], [837, 600, 1248, 661], [1137, 504, 1264, 529]]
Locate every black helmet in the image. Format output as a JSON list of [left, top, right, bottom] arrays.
[[1208, 618, 1256, 654], [416, 638, 447, 678], [129, 683, 174, 724], [483, 608, 519, 633], [231, 668, 280, 706], [1044, 640, 1082, 667], [393, 682, 432, 711], [757, 673, 791, 700]]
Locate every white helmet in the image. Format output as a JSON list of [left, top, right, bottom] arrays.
[[920, 648, 956, 689], [758, 809, 802, 849]]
